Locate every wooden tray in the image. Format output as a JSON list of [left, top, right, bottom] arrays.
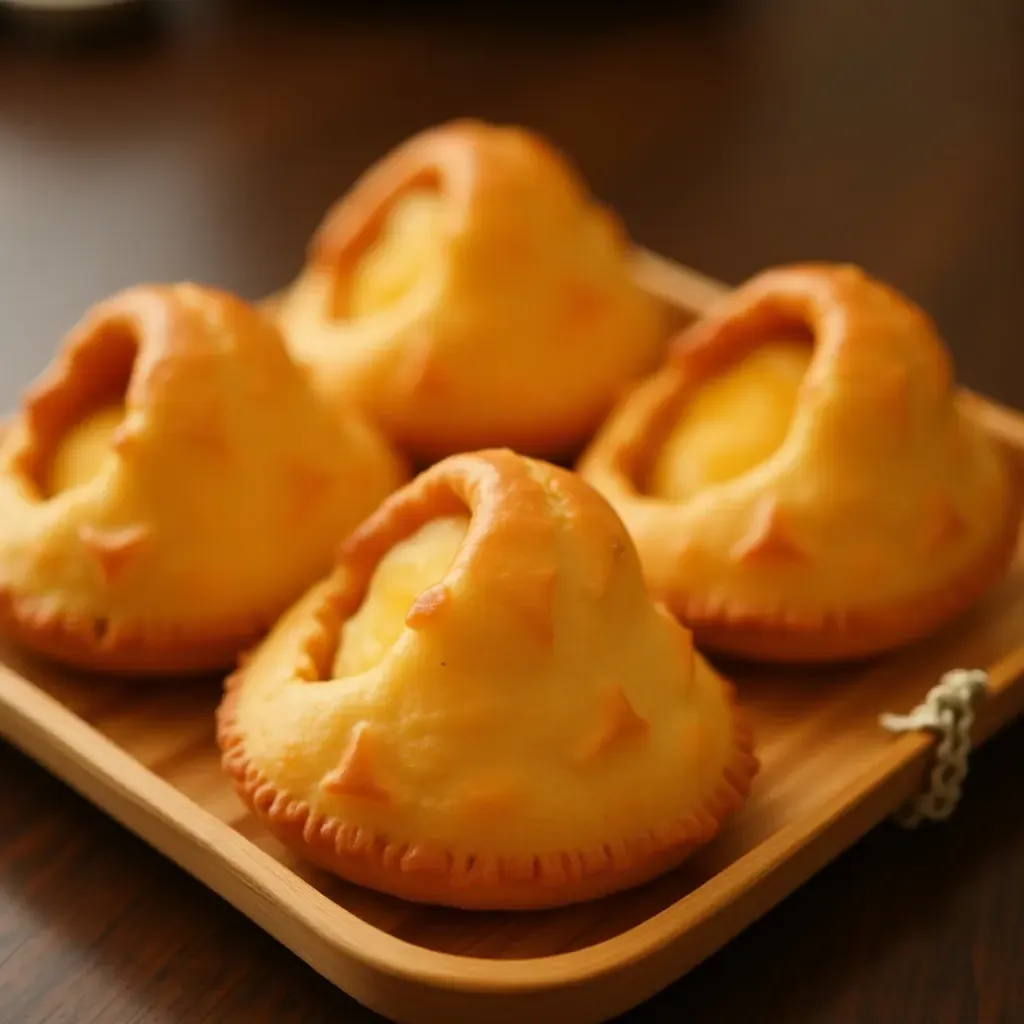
[[2, 251, 1024, 1024]]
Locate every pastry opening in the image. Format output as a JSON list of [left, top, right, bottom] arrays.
[[26, 322, 138, 500], [644, 330, 814, 503], [331, 514, 471, 678], [329, 181, 447, 322]]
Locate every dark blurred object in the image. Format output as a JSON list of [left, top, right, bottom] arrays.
[[240, 0, 734, 28], [0, 0, 171, 50]]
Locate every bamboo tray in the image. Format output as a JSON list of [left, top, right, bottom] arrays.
[[2, 251, 1024, 1024]]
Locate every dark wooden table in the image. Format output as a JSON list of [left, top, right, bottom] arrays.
[[1, 1, 1022, 1021]]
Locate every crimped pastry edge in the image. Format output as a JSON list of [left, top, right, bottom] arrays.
[[678, 504, 1021, 663], [584, 387, 1022, 663], [0, 584, 284, 676], [215, 656, 758, 911]]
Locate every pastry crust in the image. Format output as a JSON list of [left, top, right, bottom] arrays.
[[273, 119, 667, 462], [217, 449, 757, 910], [578, 263, 1023, 663], [0, 283, 408, 675]]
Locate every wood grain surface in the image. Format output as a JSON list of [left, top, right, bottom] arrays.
[[1, 0, 1022, 1021]]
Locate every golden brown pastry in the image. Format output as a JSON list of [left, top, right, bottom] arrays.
[[273, 119, 666, 462], [216, 449, 757, 910], [578, 263, 1022, 663], [0, 283, 407, 675]]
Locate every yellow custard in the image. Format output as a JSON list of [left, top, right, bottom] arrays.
[[333, 515, 470, 677], [649, 341, 811, 503], [47, 404, 125, 497], [348, 189, 446, 318]]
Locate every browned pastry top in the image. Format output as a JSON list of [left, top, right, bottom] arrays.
[[0, 283, 406, 674], [218, 449, 756, 908], [274, 119, 666, 460], [578, 263, 1022, 661]]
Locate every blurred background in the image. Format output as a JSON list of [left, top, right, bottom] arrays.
[[1, 0, 1020, 412], [1, 4, 1023, 1022]]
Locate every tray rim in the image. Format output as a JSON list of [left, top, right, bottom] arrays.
[[4, 639, 1024, 995], [1, 249, 1023, 1010]]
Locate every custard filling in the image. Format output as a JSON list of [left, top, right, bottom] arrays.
[[348, 189, 446, 318], [46, 403, 125, 496], [648, 340, 811, 503], [334, 515, 470, 676]]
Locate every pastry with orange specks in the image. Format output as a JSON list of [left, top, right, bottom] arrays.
[[578, 263, 1022, 663], [216, 449, 757, 910], [272, 119, 667, 463], [0, 283, 408, 676]]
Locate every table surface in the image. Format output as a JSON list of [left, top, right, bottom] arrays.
[[1, 1, 1022, 1021]]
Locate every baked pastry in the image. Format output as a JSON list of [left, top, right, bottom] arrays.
[[578, 263, 1022, 663], [0, 283, 407, 675], [216, 449, 757, 910], [273, 119, 666, 462]]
